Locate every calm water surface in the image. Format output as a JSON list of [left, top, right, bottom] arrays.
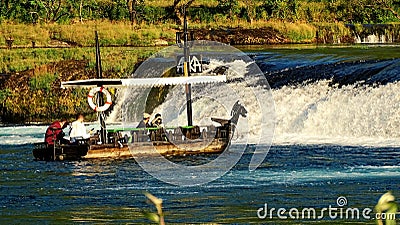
[[1, 142, 399, 224]]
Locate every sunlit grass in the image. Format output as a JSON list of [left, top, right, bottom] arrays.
[[0, 19, 354, 48], [0, 21, 51, 46], [0, 47, 159, 74], [0, 21, 178, 48]]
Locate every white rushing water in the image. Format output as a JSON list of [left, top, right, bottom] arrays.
[[272, 80, 400, 146], [0, 125, 46, 145], [103, 57, 400, 147], [354, 34, 390, 44]]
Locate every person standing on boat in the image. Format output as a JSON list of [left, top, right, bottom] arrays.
[[44, 119, 69, 145], [70, 114, 90, 143]]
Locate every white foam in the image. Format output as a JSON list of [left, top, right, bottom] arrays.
[[356, 165, 400, 169], [0, 126, 45, 145], [272, 80, 400, 147], [78, 58, 400, 148]]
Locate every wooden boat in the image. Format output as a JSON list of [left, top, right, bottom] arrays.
[[33, 10, 247, 161], [33, 101, 247, 161]]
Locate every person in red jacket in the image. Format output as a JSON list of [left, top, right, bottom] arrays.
[[44, 119, 69, 145]]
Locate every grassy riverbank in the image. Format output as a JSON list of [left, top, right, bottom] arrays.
[[0, 46, 159, 74], [0, 46, 159, 123], [3, 0, 400, 49], [0, 21, 177, 47], [0, 20, 352, 49]]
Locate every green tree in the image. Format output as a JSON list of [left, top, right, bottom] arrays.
[[173, 0, 196, 25], [326, 0, 400, 23], [1, 1, 33, 22], [24, 0, 73, 23], [366, 0, 400, 21], [217, 0, 240, 20], [287, 0, 299, 21], [262, 0, 290, 20], [127, 0, 144, 25], [327, 0, 365, 23]]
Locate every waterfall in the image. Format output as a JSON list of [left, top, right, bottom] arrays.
[[154, 74, 400, 146], [272, 80, 400, 146], [154, 55, 400, 146], [107, 46, 400, 147], [354, 34, 388, 44], [347, 24, 400, 44]]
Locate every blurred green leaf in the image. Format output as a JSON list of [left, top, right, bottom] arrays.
[[384, 202, 397, 225], [142, 211, 160, 223], [375, 192, 398, 225]]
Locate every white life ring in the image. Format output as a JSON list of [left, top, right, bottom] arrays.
[[87, 87, 112, 112]]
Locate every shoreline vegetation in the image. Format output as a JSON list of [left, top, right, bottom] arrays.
[[0, 20, 347, 50], [1, 0, 400, 124], [2, 20, 397, 49]]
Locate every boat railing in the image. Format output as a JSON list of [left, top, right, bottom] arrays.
[[106, 124, 230, 144]]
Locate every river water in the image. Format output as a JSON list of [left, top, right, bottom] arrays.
[[1, 45, 400, 224]]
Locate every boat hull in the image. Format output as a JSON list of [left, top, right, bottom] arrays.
[[33, 120, 236, 161], [33, 138, 229, 161], [33, 143, 90, 161], [85, 138, 228, 158]]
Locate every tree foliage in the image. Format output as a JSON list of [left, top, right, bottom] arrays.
[[0, 0, 399, 24]]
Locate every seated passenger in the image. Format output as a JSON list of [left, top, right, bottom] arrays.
[[150, 113, 163, 128], [137, 113, 151, 128], [150, 113, 166, 141], [70, 114, 90, 143], [131, 113, 151, 143], [45, 119, 69, 145]]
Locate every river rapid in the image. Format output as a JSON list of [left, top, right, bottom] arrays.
[[1, 45, 400, 224]]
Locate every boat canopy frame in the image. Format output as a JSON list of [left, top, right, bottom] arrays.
[[61, 75, 227, 89]]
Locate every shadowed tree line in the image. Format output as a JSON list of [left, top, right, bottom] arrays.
[[0, 0, 399, 25]]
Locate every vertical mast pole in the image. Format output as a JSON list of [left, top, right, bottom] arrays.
[[95, 31, 107, 143], [183, 5, 193, 127]]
